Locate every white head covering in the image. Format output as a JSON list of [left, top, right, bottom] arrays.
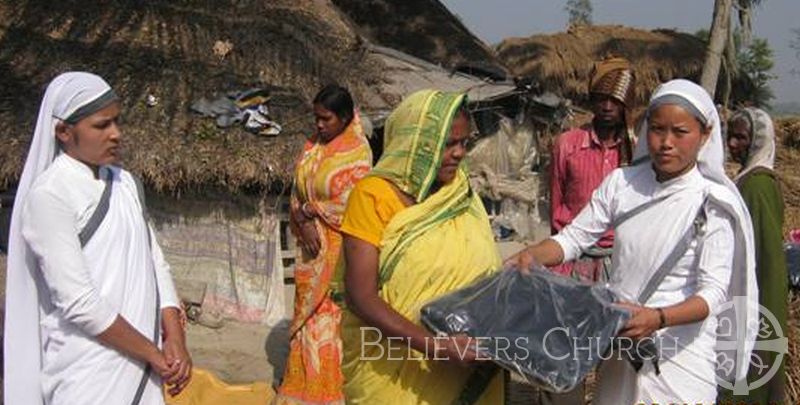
[[5, 72, 116, 405], [730, 107, 776, 184], [634, 79, 758, 384]]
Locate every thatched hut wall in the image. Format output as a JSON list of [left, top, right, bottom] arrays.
[[497, 25, 728, 108], [0, 0, 387, 193]]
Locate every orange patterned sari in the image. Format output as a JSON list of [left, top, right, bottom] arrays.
[[275, 114, 371, 404]]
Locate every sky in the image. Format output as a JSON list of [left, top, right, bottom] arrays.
[[441, 0, 800, 104]]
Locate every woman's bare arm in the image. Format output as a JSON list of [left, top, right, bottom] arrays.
[[503, 238, 565, 271]]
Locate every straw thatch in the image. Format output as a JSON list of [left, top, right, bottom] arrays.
[[332, 0, 504, 71], [774, 118, 800, 235], [779, 117, 800, 150], [0, 0, 388, 193], [496, 25, 748, 108]]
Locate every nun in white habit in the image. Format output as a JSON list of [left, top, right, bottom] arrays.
[[508, 79, 758, 404], [4, 72, 191, 405]]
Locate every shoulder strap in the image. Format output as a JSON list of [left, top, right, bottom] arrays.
[[612, 193, 672, 229], [637, 196, 708, 304], [78, 171, 114, 247]]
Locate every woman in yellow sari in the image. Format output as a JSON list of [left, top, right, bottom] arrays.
[[337, 89, 503, 404], [275, 85, 372, 405]]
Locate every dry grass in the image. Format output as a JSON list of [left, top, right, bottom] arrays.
[[778, 117, 800, 149], [774, 117, 800, 234], [0, 0, 387, 193], [496, 25, 749, 108]]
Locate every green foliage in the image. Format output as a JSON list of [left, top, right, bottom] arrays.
[[737, 37, 776, 107], [694, 28, 710, 42], [692, 27, 739, 46], [565, 0, 592, 26]]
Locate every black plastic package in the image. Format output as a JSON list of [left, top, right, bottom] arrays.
[[420, 268, 630, 393], [786, 242, 800, 289]]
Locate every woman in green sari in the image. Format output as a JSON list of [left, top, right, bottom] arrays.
[[335, 89, 503, 404], [727, 107, 787, 403]]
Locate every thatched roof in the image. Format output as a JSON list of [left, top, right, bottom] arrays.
[[332, 0, 505, 73], [497, 25, 725, 107], [0, 0, 388, 193]]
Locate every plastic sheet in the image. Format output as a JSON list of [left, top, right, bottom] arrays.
[[468, 116, 548, 240], [785, 242, 800, 289], [420, 268, 629, 393]]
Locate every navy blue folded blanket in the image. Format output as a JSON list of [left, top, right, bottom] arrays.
[[420, 268, 630, 393]]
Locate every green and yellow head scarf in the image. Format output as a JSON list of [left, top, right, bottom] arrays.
[[372, 89, 466, 202]]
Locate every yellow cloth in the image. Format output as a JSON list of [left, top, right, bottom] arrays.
[[370, 90, 466, 203], [339, 89, 503, 403], [165, 369, 272, 405], [340, 170, 503, 404], [339, 176, 407, 247]]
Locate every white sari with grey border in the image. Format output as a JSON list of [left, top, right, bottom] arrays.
[[553, 79, 758, 404], [22, 157, 173, 404], [5, 72, 178, 405]]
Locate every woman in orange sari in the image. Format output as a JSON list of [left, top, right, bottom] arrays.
[[275, 85, 372, 404]]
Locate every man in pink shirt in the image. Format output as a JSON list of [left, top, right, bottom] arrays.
[[550, 57, 636, 282]]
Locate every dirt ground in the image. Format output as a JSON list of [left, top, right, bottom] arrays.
[[183, 286, 292, 386], [184, 318, 285, 385]]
